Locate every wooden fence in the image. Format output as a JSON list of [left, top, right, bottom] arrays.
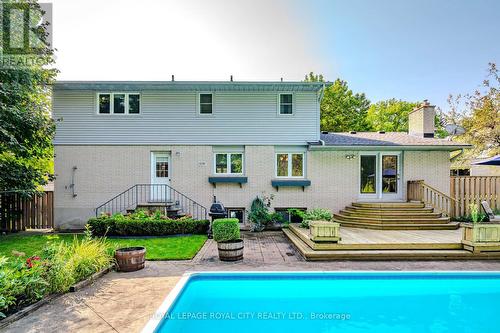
[[450, 176, 500, 217], [0, 191, 54, 232]]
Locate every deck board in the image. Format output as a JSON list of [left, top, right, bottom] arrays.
[[288, 224, 463, 251]]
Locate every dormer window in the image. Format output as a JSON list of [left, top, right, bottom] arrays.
[[278, 93, 293, 115], [97, 93, 141, 114], [199, 93, 213, 114]]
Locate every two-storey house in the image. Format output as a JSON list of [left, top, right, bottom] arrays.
[[52, 81, 469, 229]]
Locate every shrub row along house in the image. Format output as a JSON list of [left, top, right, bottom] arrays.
[[52, 81, 470, 229]]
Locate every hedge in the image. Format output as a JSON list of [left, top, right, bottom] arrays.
[[87, 217, 210, 237], [212, 218, 240, 242]]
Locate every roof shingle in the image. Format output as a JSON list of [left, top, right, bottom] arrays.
[[319, 132, 471, 147]]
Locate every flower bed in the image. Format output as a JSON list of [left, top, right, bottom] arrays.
[[0, 233, 113, 319], [87, 211, 209, 237]]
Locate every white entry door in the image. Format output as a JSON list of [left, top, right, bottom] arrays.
[[359, 152, 402, 201], [150, 152, 171, 202]]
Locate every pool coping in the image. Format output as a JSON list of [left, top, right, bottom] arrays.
[[140, 270, 500, 333]]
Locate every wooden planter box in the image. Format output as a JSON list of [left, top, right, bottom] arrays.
[[309, 221, 341, 242], [462, 222, 500, 253], [462, 223, 500, 243]]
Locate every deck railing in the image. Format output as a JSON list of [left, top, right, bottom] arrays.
[[95, 184, 207, 221], [407, 180, 457, 217]]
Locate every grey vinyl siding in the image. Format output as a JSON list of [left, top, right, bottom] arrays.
[[52, 90, 319, 145]]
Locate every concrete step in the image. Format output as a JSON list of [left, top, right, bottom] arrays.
[[334, 213, 450, 224], [333, 219, 460, 230], [340, 209, 442, 219], [352, 202, 425, 209]]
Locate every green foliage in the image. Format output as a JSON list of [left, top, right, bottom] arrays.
[[366, 99, 419, 132], [293, 208, 333, 228], [305, 74, 371, 132], [0, 232, 112, 318], [0, 256, 48, 318], [0, 0, 58, 192], [247, 194, 283, 231], [87, 214, 209, 237], [469, 203, 481, 223], [212, 218, 240, 242], [448, 63, 499, 166]]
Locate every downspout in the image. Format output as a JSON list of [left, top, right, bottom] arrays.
[[450, 148, 464, 162], [317, 83, 326, 103]]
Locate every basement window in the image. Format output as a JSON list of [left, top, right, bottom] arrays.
[[98, 93, 141, 114], [275, 208, 306, 224], [227, 208, 245, 224]]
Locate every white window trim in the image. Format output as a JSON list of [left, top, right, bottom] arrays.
[[214, 153, 244, 175], [96, 92, 141, 115], [277, 93, 294, 116], [198, 92, 214, 116], [275, 152, 305, 178]]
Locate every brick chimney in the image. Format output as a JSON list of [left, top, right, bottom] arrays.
[[408, 100, 435, 138]]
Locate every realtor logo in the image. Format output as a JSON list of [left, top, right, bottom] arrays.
[[1, 1, 52, 55]]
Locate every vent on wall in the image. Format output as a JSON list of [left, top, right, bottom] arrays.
[[349, 131, 357, 134], [378, 131, 386, 134]]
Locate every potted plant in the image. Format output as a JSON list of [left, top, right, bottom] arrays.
[[462, 203, 500, 245], [212, 218, 243, 261]]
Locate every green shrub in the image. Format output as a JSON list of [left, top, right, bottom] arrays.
[[0, 256, 48, 318], [87, 215, 209, 237], [212, 218, 240, 242], [293, 208, 333, 228]]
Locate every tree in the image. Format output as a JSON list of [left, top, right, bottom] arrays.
[[305, 73, 371, 132], [0, 0, 57, 193], [366, 99, 419, 132], [447, 63, 499, 162]]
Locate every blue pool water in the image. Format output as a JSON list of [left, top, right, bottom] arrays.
[[152, 272, 500, 333]]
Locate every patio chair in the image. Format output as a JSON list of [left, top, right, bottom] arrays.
[[481, 201, 500, 222]]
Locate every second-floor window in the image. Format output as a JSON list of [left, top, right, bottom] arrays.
[[279, 93, 293, 115], [199, 93, 213, 114], [215, 153, 243, 174], [276, 153, 304, 178], [98, 93, 140, 114]]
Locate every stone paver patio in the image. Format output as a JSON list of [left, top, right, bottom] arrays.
[[3, 231, 500, 333]]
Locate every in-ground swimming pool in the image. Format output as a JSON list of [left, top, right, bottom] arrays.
[[142, 272, 500, 333]]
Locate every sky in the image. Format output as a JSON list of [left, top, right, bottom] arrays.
[[51, 0, 500, 112]]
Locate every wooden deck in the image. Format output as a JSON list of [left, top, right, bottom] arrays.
[[284, 224, 500, 260], [290, 224, 463, 251]]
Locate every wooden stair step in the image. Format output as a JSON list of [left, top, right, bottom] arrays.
[[333, 219, 460, 230], [352, 202, 425, 209], [345, 206, 434, 212], [340, 210, 442, 219], [334, 213, 450, 224]]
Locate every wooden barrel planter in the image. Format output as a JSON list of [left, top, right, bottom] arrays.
[[217, 239, 244, 261], [115, 247, 146, 272]]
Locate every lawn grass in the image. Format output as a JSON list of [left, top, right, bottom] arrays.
[[107, 235, 207, 260], [0, 233, 207, 260]]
